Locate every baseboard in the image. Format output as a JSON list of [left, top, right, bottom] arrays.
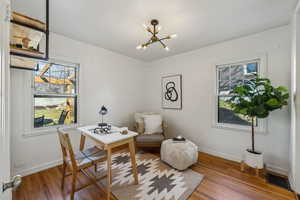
[[14, 159, 63, 177], [199, 146, 289, 176], [289, 172, 296, 190], [14, 147, 289, 178], [288, 172, 300, 200], [199, 146, 241, 163], [267, 165, 289, 176]]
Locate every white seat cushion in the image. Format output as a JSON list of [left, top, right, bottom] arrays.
[[69, 146, 107, 168], [136, 133, 164, 143]]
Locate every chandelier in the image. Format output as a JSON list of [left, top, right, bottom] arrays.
[[136, 19, 177, 51]]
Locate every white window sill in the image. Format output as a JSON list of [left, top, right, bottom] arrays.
[[212, 123, 267, 135], [22, 124, 80, 138]]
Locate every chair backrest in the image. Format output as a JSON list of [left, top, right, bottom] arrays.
[[58, 110, 69, 125], [135, 120, 166, 136], [57, 128, 77, 169]]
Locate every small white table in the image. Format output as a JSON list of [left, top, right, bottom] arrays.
[[78, 125, 139, 200]]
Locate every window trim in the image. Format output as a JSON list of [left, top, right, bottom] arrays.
[[213, 55, 268, 134], [30, 59, 80, 131]]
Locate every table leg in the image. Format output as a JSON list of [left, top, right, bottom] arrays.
[[241, 161, 245, 172], [107, 147, 112, 200], [255, 167, 259, 177], [79, 134, 86, 151], [129, 139, 138, 185]]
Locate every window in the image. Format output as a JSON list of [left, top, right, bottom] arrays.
[[33, 61, 78, 128], [216, 59, 259, 127]]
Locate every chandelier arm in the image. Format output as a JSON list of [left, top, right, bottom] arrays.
[[159, 37, 171, 41], [147, 29, 154, 35], [146, 39, 153, 45], [142, 39, 152, 47], [145, 26, 154, 35], [158, 40, 167, 48]]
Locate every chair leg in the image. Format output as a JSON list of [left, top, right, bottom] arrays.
[[61, 162, 67, 190], [94, 164, 97, 173], [70, 170, 77, 200]]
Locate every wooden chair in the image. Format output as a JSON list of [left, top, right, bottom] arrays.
[[57, 110, 69, 125], [134, 121, 167, 148], [57, 128, 107, 200]]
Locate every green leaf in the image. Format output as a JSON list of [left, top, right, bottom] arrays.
[[282, 93, 289, 99], [266, 98, 280, 108], [277, 86, 288, 92], [239, 108, 248, 115], [256, 110, 269, 118]]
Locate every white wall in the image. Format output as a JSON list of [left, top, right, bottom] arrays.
[[145, 26, 291, 174], [11, 33, 147, 176]]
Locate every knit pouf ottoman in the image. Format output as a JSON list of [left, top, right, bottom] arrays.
[[161, 139, 198, 170]]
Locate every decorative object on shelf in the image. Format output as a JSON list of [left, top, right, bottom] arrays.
[[162, 74, 182, 109], [10, 0, 49, 71], [136, 19, 177, 51], [227, 75, 289, 175], [98, 105, 108, 127], [172, 135, 186, 142]]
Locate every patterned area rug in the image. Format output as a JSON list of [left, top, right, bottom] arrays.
[[97, 151, 204, 200]]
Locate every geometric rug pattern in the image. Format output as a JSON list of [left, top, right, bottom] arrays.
[[97, 151, 204, 200]]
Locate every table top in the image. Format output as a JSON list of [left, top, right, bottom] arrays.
[[78, 125, 138, 144]]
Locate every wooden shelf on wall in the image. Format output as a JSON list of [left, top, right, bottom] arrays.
[[10, 55, 39, 71], [10, 46, 44, 57], [11, 12, 46, 33]]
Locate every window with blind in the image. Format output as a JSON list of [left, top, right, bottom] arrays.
[[216, 59, 259, 127], [33, 61, 78, 128]]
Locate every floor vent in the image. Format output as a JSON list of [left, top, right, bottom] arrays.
[[266, 173, 291, 191]]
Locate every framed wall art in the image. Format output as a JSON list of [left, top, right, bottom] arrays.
[[161, 74, 182, 109]]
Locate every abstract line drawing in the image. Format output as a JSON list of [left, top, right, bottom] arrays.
[[162, 75, 182, 109], [165, 81, 178, 102]]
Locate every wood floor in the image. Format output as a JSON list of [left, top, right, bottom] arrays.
[[13, 150, 296, 200]]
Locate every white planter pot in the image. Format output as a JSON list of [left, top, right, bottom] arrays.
[[244, 149, 264, 169]]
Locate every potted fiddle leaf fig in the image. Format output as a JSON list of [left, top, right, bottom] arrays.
[[228, 75, 289, 169]]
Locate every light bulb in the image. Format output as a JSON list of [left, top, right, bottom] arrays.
[[170, 34, 177, 38], [143, 45, 147, 50], [143, 24, 148, 29], [136, 45, 142, 50], [165, 46, 169, 51], [157, 26, 162, 31]]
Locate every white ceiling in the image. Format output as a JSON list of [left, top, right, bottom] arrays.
[[12, 0, 297, 62]]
